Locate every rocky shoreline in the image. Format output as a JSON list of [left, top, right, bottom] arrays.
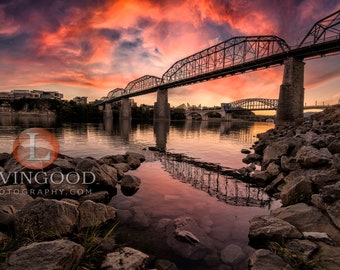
[[1, 105, 339, 269], [241, 105, 340, 269]]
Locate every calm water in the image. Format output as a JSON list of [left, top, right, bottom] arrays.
[[0, 115, 276, 269]]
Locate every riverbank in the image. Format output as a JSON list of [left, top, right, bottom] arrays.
[[242, 105, 340, 269]]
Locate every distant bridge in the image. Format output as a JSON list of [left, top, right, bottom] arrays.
[[97, 10, 340, 124]]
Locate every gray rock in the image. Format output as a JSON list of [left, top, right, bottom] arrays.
[[264, 173, 285, 194], [320, 182, 340, 203], [14, 198, 79, 239], [311, 194, 327, 210], [154, 259, 178, 270], [126, 156, 141, 170], [249, 249, 293, 270], [271, 203, 340, 245], [296, 146, 332, 168], [249, 170, 270, 184], [266, 162, 280, 177], [328, 139, 340, 154], [285, 239, 318, 262], [280, 156, 300, 171], [280, 171, 313, 205], [98, 155, 126, 165], [262, 140, 289, 166], [220, 244, 246, 265], [334, 153, 340, 170], [78, 200, 117, 230], [5, 239, 84, 270], [316, 243, 340, 270], [249, 215, 302, 246], [97, 164, 118, 188], [126, 152, 145, 162], [52, 157, 76, 172], [101, 247, 149, 270], [3, 156, 27, 173], [326, 200, 340, 230], [308, 169, 340, 189], [0, 185, 34, 211]]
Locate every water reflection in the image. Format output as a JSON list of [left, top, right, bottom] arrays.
[[154, 120, 169, 151], [149, 150, 271, 208]]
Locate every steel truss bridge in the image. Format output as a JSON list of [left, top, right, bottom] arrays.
[[98, 10, 340, 104]]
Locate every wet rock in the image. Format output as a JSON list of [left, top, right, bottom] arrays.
[[126, 152, 146, 162], [3, 156, 28, 174], [113, 162, 130, 172], [121, 175, 141, 196], [154, 259, 178, 270], [5, 240, 84, 270], [249, 170, 270, 184], [15, 198, 79, 239], [78, 200, 116, 230], [320, 182, 340, 203], [296, 146, 332, 168], [126, 156, 141, 170], [220, 244, 246, 265], [280, 171, 313, 205], [101, 247, 149, 270], [174, 229, 200, 244], [326, 200, 340, 230], [165, 216, 212, 260], [249, 249, 293, 270], [241, 149, 251, 154], [248, 215, 302, 247], [96, 164, 118, 188], [51, 157, 76, 172], [242, 153, 262, 164], [49, 173, 89, 198], [79, 190, 111, 204], [264, 173, 285, 194], [98, 154, 126, 165], [271, 203, 340, 244]]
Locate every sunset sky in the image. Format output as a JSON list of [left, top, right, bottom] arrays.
[[0, 0, 339, 106]]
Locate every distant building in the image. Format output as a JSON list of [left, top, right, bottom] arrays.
[[73, 96, 88, 105], [0, 90, 63, 100]]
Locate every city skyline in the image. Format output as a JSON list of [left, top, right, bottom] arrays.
[[0, 0, 339, 106]]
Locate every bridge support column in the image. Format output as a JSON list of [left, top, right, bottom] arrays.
[[224, 112, 233, 121], [154, 89, 170, 121], [104, 102, 112, 118], [276, 57, 305, 125], [120, 98, 131, 120], [98, 104, 104, 111]]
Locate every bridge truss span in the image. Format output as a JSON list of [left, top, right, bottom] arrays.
[[223, 98, 279, 111], [124, 75, 161, 95], [161, 36, 290, 86]]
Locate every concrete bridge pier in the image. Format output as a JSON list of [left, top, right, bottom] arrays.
[[104, 102, 112, 118], [223, 112, 233, 121], [154, 89, 170, 121], [98, 104, 104, 111], [120, 98, 131, 120], [276, 57, 305, 125]]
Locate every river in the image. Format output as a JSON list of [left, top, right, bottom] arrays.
[[0, 115, 277, 269]]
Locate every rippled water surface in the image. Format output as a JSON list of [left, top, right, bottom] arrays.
[[0, 115, 276, 269]]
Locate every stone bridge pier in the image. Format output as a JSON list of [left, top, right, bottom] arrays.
[[276, 57, 305, 125], [154, 89, 170, 121], [120, 98, 132, 120], [104, 102, 112, 118]]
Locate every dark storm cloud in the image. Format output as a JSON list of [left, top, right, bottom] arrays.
[[98, 28, 121, 41]]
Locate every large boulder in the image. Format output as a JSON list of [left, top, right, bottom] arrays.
[[249, 249, 293, 270], [248, 215, 302, 247], [220, 244, 246, 265], [296, 146, 332, 168], [101, 247, 149, 270], [316, 243, 340, 270], [120, 175, 141, 196], [280, 171, 313, 205], [0, 185, 34, 211], [262, 140, 290, 166], [320, 182, 340, 203], [5, 240, 84, 270], [271, 203, 340, 244], [78, 200, 117, 230], [327, 139, 340, 154], [14, 198, 79, 239], [326, 200, 340, 230]]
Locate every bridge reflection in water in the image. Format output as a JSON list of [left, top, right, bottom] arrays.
[[148, 150, 271, 208]]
